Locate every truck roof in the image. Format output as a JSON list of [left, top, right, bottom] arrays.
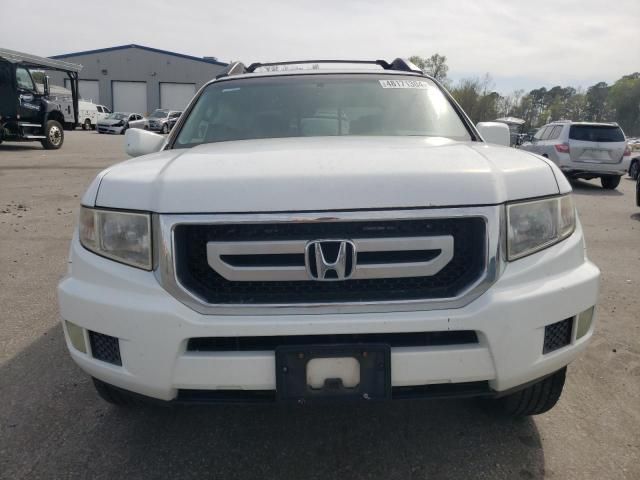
[[0, 48, 82, 73]]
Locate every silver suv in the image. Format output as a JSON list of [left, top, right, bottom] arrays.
[[521, 121, 631, 189], [146, 109, 182, 134]]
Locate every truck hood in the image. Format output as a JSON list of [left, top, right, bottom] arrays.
[[92, 137, 562, 213]]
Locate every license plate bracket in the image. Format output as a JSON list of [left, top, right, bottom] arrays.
[[275, 344, 391, 403]]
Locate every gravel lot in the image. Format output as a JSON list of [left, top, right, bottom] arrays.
[[1, 132, 639, 479]]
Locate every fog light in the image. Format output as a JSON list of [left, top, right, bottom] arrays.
[[65, 320, 87, 353], [576, 307, 595, 339]]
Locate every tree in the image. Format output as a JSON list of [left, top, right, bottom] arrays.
[[409, 54, 449, 84], [449, 74, 501, 122], [412, 52, 639, 134], [608, 73, 640, 136], [585, 82, 611, 122], [565, 92, 587, 121]]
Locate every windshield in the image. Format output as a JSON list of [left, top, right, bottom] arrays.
[[106, 113, 128, 120], [150, 110, 169, 118], [569, 125, 625, 142], [174, 74, 471, 148]]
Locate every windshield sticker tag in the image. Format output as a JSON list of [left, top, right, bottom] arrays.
[[379, 79, 430, 89]]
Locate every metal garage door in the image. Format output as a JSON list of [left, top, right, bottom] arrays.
[[65, 79, 100, 103], [160, 83, 195, 110], [112, 81, 147, 114]]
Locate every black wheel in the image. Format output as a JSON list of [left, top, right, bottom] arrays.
[[601, 175, 621, 190], [82, 119, 91, 131], [497, 368, 566, 417], [161, 123, 169, 134], [92, 378, 142, 407], [629, 160, 639, 180], [40, 120, 64, 149], [120, 123, 129, 135], [636, 175, 640, 206]]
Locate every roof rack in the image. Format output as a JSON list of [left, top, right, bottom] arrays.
[[216, 58, 422, 79]]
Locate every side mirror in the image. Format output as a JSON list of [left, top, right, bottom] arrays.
[[125, 128, 165, 157], [476, 122, 511, 147], [43, 75, 50, 96]]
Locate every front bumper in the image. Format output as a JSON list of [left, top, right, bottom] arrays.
[[147, 123, 165, 132], [59, 223, 600, 402], [96, 125, 124, 134]]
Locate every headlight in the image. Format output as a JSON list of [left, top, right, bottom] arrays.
[[79, 207, 152, 270], [507, 195, 575, 260], [113, 121, 124, 127]]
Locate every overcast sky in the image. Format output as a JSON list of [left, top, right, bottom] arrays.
[[1, 0, 638, 94]]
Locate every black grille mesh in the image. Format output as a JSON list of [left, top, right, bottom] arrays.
[[89, 331, 122, 365], [187, 330, 479, 352], [174, 217, 486, 304], [543, 318, 573, 354]]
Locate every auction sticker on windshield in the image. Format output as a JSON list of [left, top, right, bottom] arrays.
[[379, 79, 430, 89]]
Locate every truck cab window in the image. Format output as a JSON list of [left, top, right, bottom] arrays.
[[15, 67, 35, 91]]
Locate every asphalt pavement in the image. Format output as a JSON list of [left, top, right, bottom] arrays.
[[1, 132, 639, 479]]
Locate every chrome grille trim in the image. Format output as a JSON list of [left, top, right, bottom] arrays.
[[206, 235, 454, 282], [153, 206, 505, 315]]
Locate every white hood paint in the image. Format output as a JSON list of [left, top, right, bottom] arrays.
[[92, 137, 561, 213]]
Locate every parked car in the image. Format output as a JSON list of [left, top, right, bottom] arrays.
[[96, 112, 145, 134], [167, 112, 182, 131], [59, 58, 600, 417], [520, 121, 631, 189], [78, 101, 111, 130], [147, 109, 182, 133]]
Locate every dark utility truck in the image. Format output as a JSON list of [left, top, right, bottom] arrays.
[[0, 48, 81, 149]]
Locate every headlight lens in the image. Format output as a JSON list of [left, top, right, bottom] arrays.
[[507, 195, 575, 260], [79, 207, 152, 270]]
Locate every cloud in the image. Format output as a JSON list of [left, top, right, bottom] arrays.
[[1, 0, 638, 93]]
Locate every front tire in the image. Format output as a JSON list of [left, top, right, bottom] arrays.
[[601, 175, 621, 190], [41, 120, 64, 149], [82, 119, 91, 131], [497, 368, 566, 417], [92, 378, 142, 407], [161, 123, 169, 134], [120, 123, 129, 135]]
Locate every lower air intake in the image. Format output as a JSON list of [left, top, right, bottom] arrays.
[[89, 331, 122, 366], [543, 318, 573, 354]]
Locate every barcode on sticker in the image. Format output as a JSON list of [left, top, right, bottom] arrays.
[[379, 79, 430, 89]]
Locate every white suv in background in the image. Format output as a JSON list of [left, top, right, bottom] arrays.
[[58, 59, 600, 416], [521, 121, 631, 189]]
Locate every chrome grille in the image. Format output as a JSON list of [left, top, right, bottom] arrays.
[[155, 208, 501, 315]]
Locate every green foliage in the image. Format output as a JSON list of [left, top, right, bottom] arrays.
[[411, 52, 640, 135], [608, 73, 640, 135]]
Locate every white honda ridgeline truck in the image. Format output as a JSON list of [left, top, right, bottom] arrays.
[[58, 59, 600, 416]]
